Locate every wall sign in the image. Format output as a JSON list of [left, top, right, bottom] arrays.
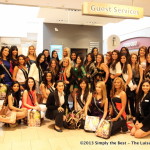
[[82, 2, 144, 19]]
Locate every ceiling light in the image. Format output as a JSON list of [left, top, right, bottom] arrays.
[[54, 28, 58, 31]]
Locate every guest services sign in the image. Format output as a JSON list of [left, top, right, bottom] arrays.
[[82, 2, 143, 19]]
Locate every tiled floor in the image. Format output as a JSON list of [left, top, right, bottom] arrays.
[[0, 119, 150, 150]]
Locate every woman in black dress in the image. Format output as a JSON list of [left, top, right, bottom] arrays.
[[131, 80, 150, 138]]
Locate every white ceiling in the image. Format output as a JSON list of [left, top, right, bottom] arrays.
[[0, 0, 150, 26]]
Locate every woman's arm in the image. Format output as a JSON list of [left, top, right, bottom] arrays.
[[40, 83, 48, 99], [136, 65, 143, 93], [101, 63, 109, 83], [8, 95, 21, 111], [46, 93, 58, 110], [110, 62, 122, 79], [74, 94, 77, 111], [125, 64, 132, 87], [111, 91, 127, 121], [12, 66, 19, 81]]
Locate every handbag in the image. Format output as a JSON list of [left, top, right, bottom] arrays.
[[0, 83, 7, 100], [95, 119, 112, 139], [84, 115, 100, 132], [65, 110, 84, 129], [0, 105, 16, 124], [28, 109, 41, 127]]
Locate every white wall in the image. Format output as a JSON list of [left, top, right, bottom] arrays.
[[0, 4, 43, 54]]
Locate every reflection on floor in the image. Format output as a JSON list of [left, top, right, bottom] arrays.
[[0, 119, 149, 150]]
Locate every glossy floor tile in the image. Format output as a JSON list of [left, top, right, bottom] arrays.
[[0, 119, 149, 150]]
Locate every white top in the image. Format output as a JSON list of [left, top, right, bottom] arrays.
[[58, 92, 65, 106], [16, 68, 28, 82], [122, 72, 133, 88], [110, 62, 122, 75], [28, 63, 39, 81], [140, 61, 146, 70]]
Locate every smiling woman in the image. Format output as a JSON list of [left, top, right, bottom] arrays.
[[131, 80, 150, 138]]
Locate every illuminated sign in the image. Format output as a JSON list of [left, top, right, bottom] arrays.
[[123, 41, 139, 47], [82, 2, 143, 19]]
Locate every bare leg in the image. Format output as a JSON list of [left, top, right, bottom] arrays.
[[16, 109, 28, 120], [134, 129, 150, 138], [130, 126, 136, 136]]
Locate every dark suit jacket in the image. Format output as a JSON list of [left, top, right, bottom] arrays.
[[45, 91, 69, 119], [136, 92, 150, 126]]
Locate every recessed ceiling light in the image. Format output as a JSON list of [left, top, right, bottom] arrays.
[[54, 28, 58, 31]]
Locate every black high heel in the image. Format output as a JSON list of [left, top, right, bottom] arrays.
[[54, 126, 63, 132]]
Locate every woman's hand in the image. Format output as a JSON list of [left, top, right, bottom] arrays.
[[58, 107, 64, 112], [64, 80, 69, 84], [34, 106, 41, 111], [0, 74, 5, 78], [110, 74, 115, 79], [111, 117, 118, 122]]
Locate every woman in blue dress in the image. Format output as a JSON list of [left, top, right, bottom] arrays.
[[0, 46, 12, 86]]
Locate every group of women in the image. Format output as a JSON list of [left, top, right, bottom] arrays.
[[0, 45, 149, 138]]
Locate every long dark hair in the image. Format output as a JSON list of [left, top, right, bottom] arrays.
[[84, 53, 95, 72], [35, 53, 45, 69], [49, 58, 59, 76], [84, 53, 95, 64], [106, 51, 112, 67], [54, 80, 64, 106], [110, 50, 120, 70], [17, 54, 26, 66], [0, 46, 10, 60], [6, 81, 21, 107], [43, 71, 54, 87], [70, 51, 77, 62], [138, 46, 148, 61], [52, 50, 59, 62], [76, 55, 84, 75], [42, 49, 50, 63], [120, 54, 128, 74], [96, 54, 104, 67], [136, 80, 150, 109], [145, 53, 150, 77], [91, 47, 98, 54], [10, 45, 18, 60], [148, 46, 150, 53], [25, 77, 36, 91], [76, 78, 89, 103], [120, 47, 130, 59]]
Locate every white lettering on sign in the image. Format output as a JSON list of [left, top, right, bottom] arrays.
[[123, 41, 138, 47]]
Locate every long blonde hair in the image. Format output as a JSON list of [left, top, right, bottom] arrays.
[[95, 81, 107, 106], [110, 77, 125, 98], [27, 45, 36, 58], [63, 47, 70, 58], [63, 57, 72, 78]]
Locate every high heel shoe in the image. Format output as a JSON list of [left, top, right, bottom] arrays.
[[54, 126, 63, 132]]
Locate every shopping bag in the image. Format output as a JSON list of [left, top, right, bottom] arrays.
[[0, 84, 7, 100], [28, 109, 41, 127], [65, 110, 84, 129], [84, 115, 100, 132], [95, 119, 112, 139], [0, 109, 16, 124]]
